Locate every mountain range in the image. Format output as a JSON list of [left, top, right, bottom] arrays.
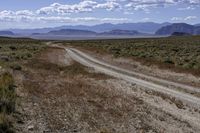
[[7, 22, 172, 35], [47, 29, 97, 35], [99, 29, 141, 35], [1, 22, 200, 39], [32, 29, 148, 36]]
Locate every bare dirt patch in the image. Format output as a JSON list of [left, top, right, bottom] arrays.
[[37, 47, 73, 66]]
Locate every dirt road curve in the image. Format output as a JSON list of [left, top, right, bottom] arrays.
[[66, 48, 200, 108]]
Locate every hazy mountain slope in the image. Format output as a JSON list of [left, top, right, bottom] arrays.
[[195, 24, 200, 26], [193, 26, 200, 34], [99, 29, 140, 35], [155, 23, 196, 35], [171, 32, 192, 36], [0, 31, 15, 35], [47, 29, 97, 35], [59, 22, 171, 33]]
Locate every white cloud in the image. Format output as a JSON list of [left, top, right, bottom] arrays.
[[0, 0, 199, 26], [171, 16, 197, 21], [95, 1, 121, 10], [171, 17, 182, 21], [178, 6, 195, 10], [124, 0, 200, 11], [37, 1, 97, 15], [125, 0, 175, 11], [141, 17, 150, 21], [16, 10, 34, 16], [0, 9, 130, 24], [0, 10, 14, 16], [184, 16, 197, 20], [36, 1, 121, 15], [0, 10, 33, 22]]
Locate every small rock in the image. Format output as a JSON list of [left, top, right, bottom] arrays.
[[28, 125, 34, 131], [0, 56, 10, 62], [43, 129, 51, 133]]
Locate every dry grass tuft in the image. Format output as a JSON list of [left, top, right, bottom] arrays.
[[0, 72, 16, 133]]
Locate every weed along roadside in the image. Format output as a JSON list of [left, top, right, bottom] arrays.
[[0, 72, 16, 133]]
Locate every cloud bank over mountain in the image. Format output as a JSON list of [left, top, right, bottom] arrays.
[[0, 0, 199, 29]]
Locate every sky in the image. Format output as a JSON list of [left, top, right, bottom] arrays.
[[0, 0, 200, 29]]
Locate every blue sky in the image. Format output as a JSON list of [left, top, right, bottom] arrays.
[[0, 0, 200, 29]]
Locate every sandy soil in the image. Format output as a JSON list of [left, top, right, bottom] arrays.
[[13, 46, 200, 133]]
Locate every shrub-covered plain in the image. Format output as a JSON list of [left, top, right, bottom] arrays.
[[64, 36, 200, 74], [0, 37, 46, 69]]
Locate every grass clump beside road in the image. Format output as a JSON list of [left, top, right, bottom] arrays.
[[0, 72, 16, 133]]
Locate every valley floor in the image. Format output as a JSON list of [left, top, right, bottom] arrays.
[[14, 45, 200, 133]]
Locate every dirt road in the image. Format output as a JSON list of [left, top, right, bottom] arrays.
[[66, 48, 200, 108]]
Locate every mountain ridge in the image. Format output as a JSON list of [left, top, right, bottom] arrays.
[[8, 22, 172, 35], [47, 29, 97, 35], [0, 31, 15, 36], [155, 23, 200, 35], [32, 29, 147, 36]]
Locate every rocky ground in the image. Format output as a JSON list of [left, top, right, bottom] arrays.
[[13, 46, 200, 133]]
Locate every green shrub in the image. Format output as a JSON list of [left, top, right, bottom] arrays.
[[0, 113, 14, 133], [9, 46, 17, 51], [10, 64, 22, 71], [183, 63, 193, 69], [0, 72, 16, 113], [0, 72, 16, 133], [163, 58, 174, 64]]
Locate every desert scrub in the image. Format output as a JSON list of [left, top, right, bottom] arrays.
[[0, 37, 46, 68], [64, 35, 200, 75], [0, 72, 16, 133]]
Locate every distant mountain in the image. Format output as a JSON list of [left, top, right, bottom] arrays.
[[195, 23, 200, 26], [193, 27, 200, 34], [34, 29, 150, 37], [9, 28, 53, 35], [59, 22, 172, 33], [0, 31, 15, 36], [31, 28, 153, 40], [155, 23, 200, 35], [47, 29, 97, 35], [8, 22, 171, 35], [171, 32, 191, 36], [112, 22, 171, 33], [99, 29, 141, 35]]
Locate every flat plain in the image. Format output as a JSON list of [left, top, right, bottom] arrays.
[[0, 36, 200, 133]]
